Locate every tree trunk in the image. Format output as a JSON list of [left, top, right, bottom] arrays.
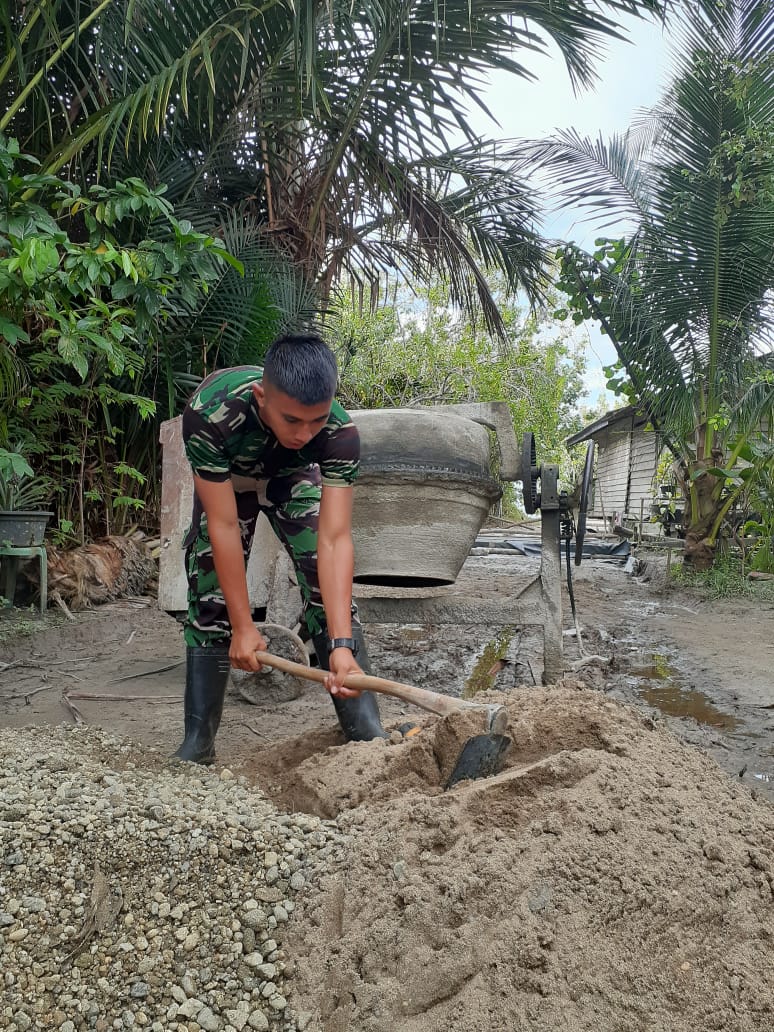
[[680, 455, 726, 571], [682, 530, 716, 570]]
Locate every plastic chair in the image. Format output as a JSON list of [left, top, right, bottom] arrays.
[[0, 545, 47, 614]]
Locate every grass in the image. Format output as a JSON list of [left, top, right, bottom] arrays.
[[668, 554, 774, 601], [463, 627, 514, 699], [0, 605, 58, 646]]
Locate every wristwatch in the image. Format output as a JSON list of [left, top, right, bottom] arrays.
[[327, 636, 359, 656]]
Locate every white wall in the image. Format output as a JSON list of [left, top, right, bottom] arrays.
[[588, 419, 661, 523]]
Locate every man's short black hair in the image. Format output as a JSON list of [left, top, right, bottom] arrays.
[[263, 332, 338, 405]]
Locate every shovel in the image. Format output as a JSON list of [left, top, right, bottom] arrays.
[[255, 650, 511, 788]]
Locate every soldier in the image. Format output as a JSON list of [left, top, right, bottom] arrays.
[[173, 331, 387, 764]]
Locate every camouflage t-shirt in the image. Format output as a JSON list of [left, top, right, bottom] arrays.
[[182, 366, 360, 487]]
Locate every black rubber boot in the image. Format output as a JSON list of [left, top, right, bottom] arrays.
[[312, 624, 388, 742], [172, 645, 231, 764]]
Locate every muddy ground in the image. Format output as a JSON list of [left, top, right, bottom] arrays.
[[1, 532, 772, 802], [2, 527, 774, 1030]]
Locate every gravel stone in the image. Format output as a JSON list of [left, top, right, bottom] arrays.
[[176, 998, 203, 1020], [225, 1002, 251, 1031], [196, 1005, 220, 1031], [242, 910, 267, 931], [0, 725, 338, 1032]]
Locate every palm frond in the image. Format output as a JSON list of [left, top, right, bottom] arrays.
[[540, 0, 774, 444], [4, 0, 669, 338], [161, 207, 324, 372], [518, 128, 656, 230], [314, 135, 551, 335]]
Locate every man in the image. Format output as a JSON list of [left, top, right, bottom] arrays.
[[173, 331, 387, 764]]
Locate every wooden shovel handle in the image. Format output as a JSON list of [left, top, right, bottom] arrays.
[[256, 650, 463, 719]]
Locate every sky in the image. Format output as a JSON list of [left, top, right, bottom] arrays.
[[466, 13, 674, 409]]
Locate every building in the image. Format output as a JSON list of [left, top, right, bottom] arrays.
[[566, 406, 667, 532]]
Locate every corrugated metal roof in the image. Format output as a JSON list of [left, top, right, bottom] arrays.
[[566, 405, 646, 447]]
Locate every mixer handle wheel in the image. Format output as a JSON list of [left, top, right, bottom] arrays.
[[522, 432, 540, 515]]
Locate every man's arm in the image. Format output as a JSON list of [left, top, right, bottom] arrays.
[[193, 476, 267, 670], [317, 483, 363, 697]]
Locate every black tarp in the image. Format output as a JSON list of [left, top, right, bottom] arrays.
[[474, 536, 632, 562]]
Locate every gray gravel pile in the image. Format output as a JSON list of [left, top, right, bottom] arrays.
[[0, 725, 343, 1032]]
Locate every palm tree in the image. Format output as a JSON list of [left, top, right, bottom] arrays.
[[526, 0, 774, 568], [1, 0, 665, 335]]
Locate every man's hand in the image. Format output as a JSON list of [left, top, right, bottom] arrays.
[[229, 624, 268, 671], [325, 647, 363, 698]]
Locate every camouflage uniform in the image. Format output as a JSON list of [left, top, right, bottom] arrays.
[[182, 366, 359, 646]]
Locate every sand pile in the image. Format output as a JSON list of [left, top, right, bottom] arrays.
[[260, 685, 774, 1032], [3, 680, 773, 1032]]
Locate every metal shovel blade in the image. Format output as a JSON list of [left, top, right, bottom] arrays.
[[444, 732, 511, 789]]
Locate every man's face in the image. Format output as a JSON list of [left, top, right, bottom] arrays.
[[252, 381, 333, 450]]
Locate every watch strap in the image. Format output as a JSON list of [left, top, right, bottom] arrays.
[[327, 636, 359, 656]]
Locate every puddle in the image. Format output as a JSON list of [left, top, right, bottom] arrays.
[[639, 684, 740, 729], [620, 648, 740, 730], [627, 651, 675, 681]]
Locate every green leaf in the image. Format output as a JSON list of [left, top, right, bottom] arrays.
[[0, 316, 29, 346], [112, 495, 145, 510], [57, 335, 89, 381], [0, 450, 35, 480], [111, 278, 136, 300]]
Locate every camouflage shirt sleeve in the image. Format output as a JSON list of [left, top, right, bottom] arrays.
[[182, 368, 256, 481], [182, 405, 231, 481], [316, 401, 360, 487]]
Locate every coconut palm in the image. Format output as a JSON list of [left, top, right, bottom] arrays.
[[526, 0, 774, 567], [1, 0, 665, 335]]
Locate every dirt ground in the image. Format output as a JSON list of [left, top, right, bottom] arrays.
[[2, 531, 774, 1030], [1, 536, 772, 800]]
